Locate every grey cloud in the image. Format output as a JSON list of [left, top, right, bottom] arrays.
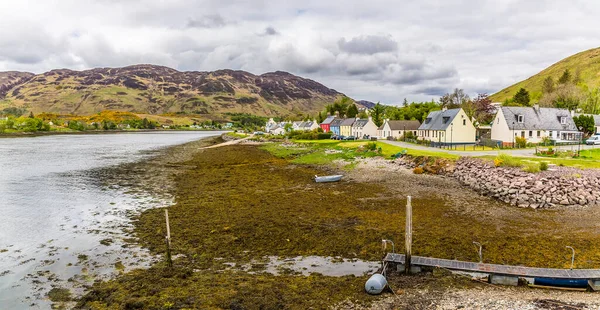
[[415, 86, 451, 96], [186, 14, 227, 28], [338, 35, 397, 55], [263, 26, 279, 36]]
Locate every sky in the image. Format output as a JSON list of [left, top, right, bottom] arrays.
[[0, 0, 598, 104]]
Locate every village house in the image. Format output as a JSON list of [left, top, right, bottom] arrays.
[[292, 121, 303, 131], [265, 118, 277, 133], [270, 124, 286, 135], [491, 106, 580, 145], [320, 115, 336, 132], [339, 118, 355, 137], [377, 119, 421, 140], [591, 115, 600, 134], [351, 117, 378, 139], [296, 120, 319, 131], [418, 108, 477, 144], [329, 118, 343, 136]]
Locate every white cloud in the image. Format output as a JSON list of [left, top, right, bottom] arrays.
[[0, 0, 598, 103]]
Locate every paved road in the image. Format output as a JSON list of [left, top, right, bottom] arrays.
[[380, 140, 599, 157]]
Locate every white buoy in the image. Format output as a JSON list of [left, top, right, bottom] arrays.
[[365, 273, 387, 295]]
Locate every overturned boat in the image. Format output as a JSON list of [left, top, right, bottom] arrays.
[[314, 175, 343, 183]]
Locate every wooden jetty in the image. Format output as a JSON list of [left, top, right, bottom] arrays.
[[384, 253, 600, 289]]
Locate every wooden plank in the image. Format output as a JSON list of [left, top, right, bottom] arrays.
[[384, 253, 600, 279]]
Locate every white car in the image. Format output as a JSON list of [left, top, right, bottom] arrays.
[[586, 135, 600, 145]]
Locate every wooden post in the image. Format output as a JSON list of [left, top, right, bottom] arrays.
[[165, 209, 173, 267], [405, 196, 412, 274]]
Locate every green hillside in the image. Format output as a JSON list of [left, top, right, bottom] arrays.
[[491, 47, 600, 103]]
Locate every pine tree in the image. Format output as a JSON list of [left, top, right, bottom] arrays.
[[558, 69, 571, 84], [512, 88, 531, 106]]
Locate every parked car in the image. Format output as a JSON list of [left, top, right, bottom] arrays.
[[586, 135, 600, 145], [344, 136, 356, 140], [330, 135, 339, 140], [253, 131, 264, 135], [337, 135, 346, 140]]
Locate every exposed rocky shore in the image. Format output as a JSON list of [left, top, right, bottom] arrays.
[[394, 155, 600, 209], [453, 158, 600, 209]]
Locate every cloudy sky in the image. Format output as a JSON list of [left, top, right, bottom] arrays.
[[0, 0, 598, 104]]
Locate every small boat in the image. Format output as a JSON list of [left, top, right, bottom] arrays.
[[314, 175, 343, 183], [533, 277, 589, 288]]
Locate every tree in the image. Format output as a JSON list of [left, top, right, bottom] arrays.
[[346, 104, 359, 118], [440, 88, 469, 109], [316, 111, 324, 123], [369, 102, 386, 127], [326, 96, 353, 118], [512, 88, 531, 106], [542, 76, 555, 94], [283, 123, 293, 132], [573, 115, 595, 136], [402, 98, 408, 106], [465, 93, 495, 124], [558, 69, 571, 84], [539, 84, 583, 110]]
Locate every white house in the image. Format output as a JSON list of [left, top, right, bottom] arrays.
[[265, 118, 277, 133], [377, 119, 421, 139], [297, 120, 319, 131], [417, 108, 477, 144], [351, 117, 378, 139], [490, 106, 579, 145], [271, 125, 286, 135]]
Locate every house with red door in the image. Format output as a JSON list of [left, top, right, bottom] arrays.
[[320, 115, 336, 132]]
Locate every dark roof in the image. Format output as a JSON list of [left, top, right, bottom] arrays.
[[321, 116, 336, 125], [380, 120, 421, 130], [418, 109, 461, 131], [340, 118, 356, 126], [330, 118, 343, 127], [501, 107, 577, 131], [352, 119, 369, 128]]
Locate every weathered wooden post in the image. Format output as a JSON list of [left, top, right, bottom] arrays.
[[405, 196, 412, 274], [165, 209, 173, 267]]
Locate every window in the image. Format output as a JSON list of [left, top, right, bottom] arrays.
[[442, 116, 450, 124], [560, 116, 566, 125], [537, 131, 541, 137], [529, 131, 532, 137], [463, 119, 466, 126], [521, 131, 525, 137], [497, 117, 499, 124], [425, 118, 432, 124], [518, 115, 524, 123]]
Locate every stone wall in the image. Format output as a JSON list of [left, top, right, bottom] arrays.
[[452, 158, 600, 209]]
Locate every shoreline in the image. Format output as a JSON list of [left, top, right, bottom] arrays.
[[75, 140, 600, 309], [0, 128, 227, 138]]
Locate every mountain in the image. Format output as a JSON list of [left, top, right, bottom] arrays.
[[490, 47, 600, 103], [356, 100, 376, 109], [0, 65, 343, 117]]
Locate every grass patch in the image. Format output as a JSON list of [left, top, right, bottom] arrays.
[[226, 132, 249, 139], [47, 287, 71, 302]]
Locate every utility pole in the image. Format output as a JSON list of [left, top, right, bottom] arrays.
[[405, 196, 413, 274]]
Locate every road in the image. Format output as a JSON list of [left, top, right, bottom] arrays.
[[380, 140, 598, 157]]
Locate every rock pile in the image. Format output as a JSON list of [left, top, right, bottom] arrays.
[[453, 158, 600, 209]]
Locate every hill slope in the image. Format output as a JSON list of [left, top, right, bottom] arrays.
[[491, 47, 600, 103], [0, 65, 343, 116]]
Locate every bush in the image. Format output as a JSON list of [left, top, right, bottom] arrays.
[[317, 133, 332, 140], [540, 162, 549, 171], [413, 167, 424, 174], [523, 163, 540, 173], [365, 142, 378, 151], [515, 136, 527, 148], [494, 154, 522, 167]]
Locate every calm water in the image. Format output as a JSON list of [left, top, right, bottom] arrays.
[[0, 131, 222, 309]]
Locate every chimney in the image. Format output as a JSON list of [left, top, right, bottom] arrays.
[[533, 104, 539, 112], [442, 106, 448, 112], [334, 111, 339, 117], [368, 116, 373, 122]]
